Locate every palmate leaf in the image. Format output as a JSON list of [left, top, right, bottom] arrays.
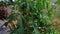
[[10, 13, 24, 34], [4, 13, 20, 26]]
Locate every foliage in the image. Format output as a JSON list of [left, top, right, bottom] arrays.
[[1, 0, 59, 34], [55, 0, 60, 4]]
